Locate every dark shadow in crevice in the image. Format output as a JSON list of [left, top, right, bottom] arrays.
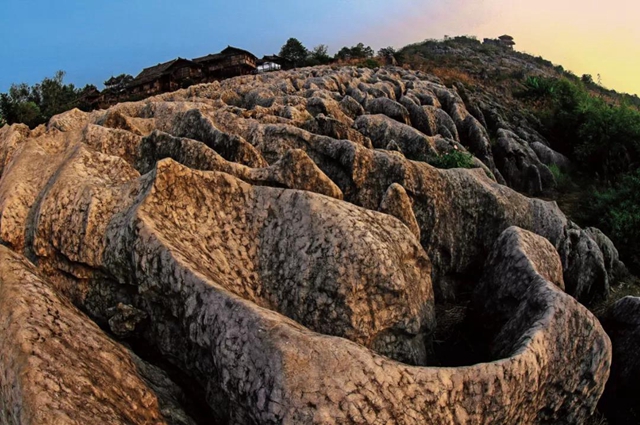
[[429, 273, 494, 367]]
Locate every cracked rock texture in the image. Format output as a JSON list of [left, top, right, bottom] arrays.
[[0, 246, 196, 425], [0, 65, 620, 424]]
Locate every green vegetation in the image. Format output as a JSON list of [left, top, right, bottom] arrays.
[[431, 150, 475, 169], [334, 42, 374, 61], [522, 76, 557, 99], [580, 170, 640, 268], [278, 39, 378, 68], [0, 70, 94, 129], [521, 75, 640, 271], [279, 38, 309, 67], [523, 76, 640, 182], [359, 58, 381, 69], [307, 45, 332, 66]]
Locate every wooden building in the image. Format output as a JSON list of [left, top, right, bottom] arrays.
[[193, 46, 257, 81], [128, 58, 202, 96], [498, 35, 515, 49]]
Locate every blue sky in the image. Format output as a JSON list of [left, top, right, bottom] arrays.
[[0, 0, 414, 91], [1, 0, 639, 94]]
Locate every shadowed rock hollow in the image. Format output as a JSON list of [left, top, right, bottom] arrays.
[[0, 65, 621, 424]]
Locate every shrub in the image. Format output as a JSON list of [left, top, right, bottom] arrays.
[[522, 77, 640, 182], [582, 170, 640, 271], [548, 164, 571, 189], [431, 150, 475, 169], [521, 76, 557, 98], [359, 58, 381, 69]]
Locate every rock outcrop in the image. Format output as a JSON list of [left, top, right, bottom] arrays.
[[493, 128, 556, 194], [0, 246, 196, 425], [0, 65, 622, 424]]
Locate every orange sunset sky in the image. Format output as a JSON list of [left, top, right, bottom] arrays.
[[354, 0, 639, 95]]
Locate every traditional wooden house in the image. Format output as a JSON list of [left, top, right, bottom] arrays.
[[498, 35, 515, 49], [128, 58, 202, 96], [193, 46, 257, 81]]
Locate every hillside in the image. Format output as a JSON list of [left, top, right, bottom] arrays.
[[0, 45, 639, 423]]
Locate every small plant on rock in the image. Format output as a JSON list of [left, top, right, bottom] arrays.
[[431, 149, 475, 169]]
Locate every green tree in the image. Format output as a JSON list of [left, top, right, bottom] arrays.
[[581, 74, 594, 85], [0, 82, 43, 128], [308, 44, 332, 65], [335, 46, 353, 60], [335, 43, 374, 60], [351, 43, 374, 58], [0, 70, 80, 128], [35, 71, 78, 119], [378, 46, 399, 64], [279, 38, 309, 68]]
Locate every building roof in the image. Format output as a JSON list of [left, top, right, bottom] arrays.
[[257, 55, 286, 65], [130, 58, 198, 86], [498, 35, 514, 41], [193, 46, 257, 63]]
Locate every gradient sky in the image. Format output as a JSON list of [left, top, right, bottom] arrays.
[[1, 0, 638, 95]]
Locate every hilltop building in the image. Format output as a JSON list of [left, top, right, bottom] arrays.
[[483, 35, 516, 49], [91, 46, 292, 107], [498, 35, 515, 49], [193, 46, 258, 82], [128, 58, 202, 97]]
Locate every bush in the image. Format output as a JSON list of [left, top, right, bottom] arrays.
[[522, 76, 640, 182], [431, 150, 475, 169], [548, 164, 571, 189], [582, 170, 640, 271], [521, 76, 557, 99], [359, 58, 381, 69]]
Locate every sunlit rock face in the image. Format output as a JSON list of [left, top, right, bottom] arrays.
[[0, 65, 616, 424]]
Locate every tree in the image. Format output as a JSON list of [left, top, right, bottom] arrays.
[[378, 46, 399, 65], [334, 43, 374, 61], [307, 44, 332, 66], [279, 38, 309, 68], [35, 71, 78, 120], [581, 74, 594, 86], [335, 46, 353, 61], [351, 43, 374, 59], [0, 70, 80, 128], [0, 82, 43, 128]]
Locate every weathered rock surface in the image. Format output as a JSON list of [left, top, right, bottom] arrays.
[[558, 224, 610, 304], [354, 114, 438, 162], [531, 141, 571, 171], [0, 65, 622, 424], [379, 182, 420, 239], [0, 246, 196, 425], [494, 128, 556, 194]]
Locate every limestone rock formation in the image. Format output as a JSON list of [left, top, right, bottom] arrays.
[[0, 65, 623, 424], [0, 246, 196, 425], [379, 182, 420, 239], [493, 128, 556, 194]]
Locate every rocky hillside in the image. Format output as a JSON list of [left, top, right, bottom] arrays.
[[0, 65, 637, 424]]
